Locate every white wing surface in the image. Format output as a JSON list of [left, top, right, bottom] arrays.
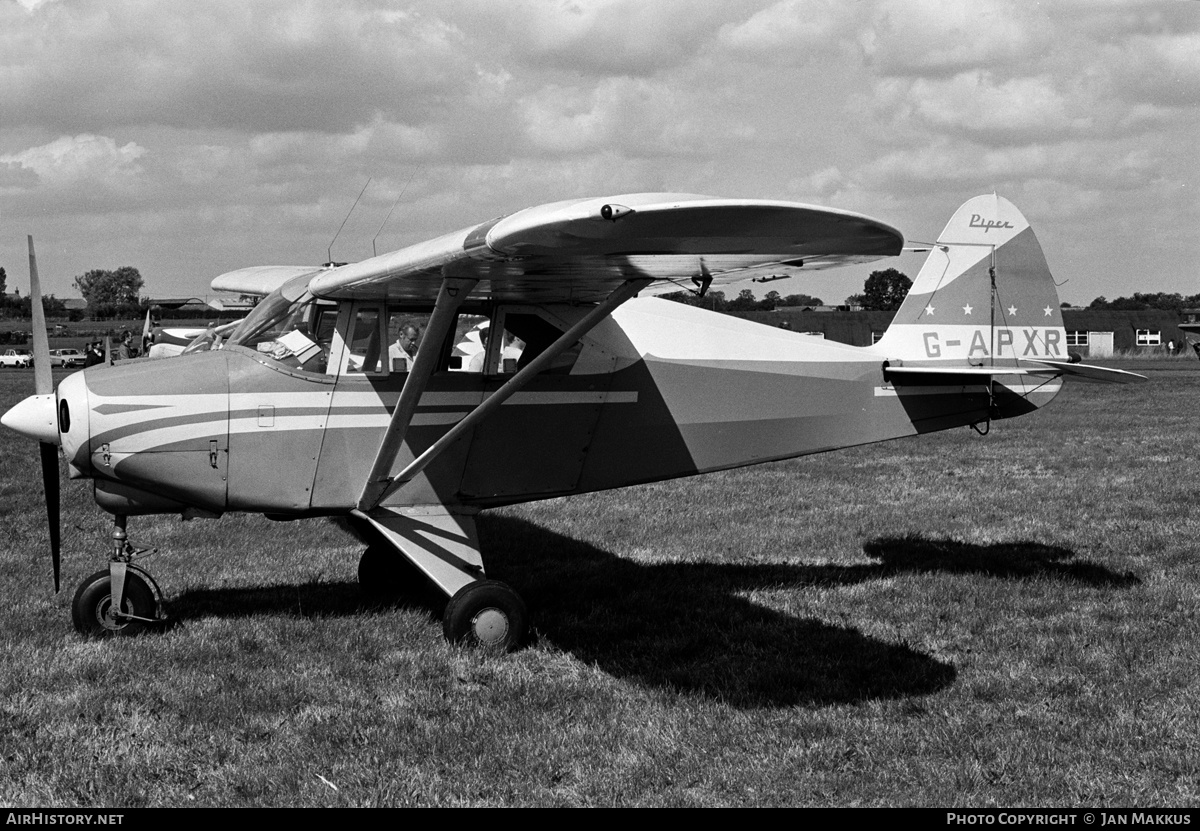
[[251, 193, 904, 304], [211, 265, 325, 297]]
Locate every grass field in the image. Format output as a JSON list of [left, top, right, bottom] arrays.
[[0, 363, 1197, 807]]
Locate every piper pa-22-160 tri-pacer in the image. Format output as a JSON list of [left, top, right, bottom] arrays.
[[3, 193, 1144, 649]]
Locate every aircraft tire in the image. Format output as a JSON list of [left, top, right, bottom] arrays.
[[358, 544, 425, 603], [71, 569, 156, 638], [442, 580, 527, 652]]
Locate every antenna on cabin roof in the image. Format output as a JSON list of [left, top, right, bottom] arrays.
[[372, 168, 420, 258], [326, 177, 372, 266]]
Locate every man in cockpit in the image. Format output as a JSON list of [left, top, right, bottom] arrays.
[[388, 324, 421, 372]]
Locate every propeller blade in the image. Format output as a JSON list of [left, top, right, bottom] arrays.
[[28, 238, 62, 592], [104, 334, 112, 366], [27, 237, 53, 396], [39, 441, 61, 592]]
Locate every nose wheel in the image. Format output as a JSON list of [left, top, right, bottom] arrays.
[[442, 580, 528, 652], [69, 515, 165, 637], [71, 568, 158, 637]]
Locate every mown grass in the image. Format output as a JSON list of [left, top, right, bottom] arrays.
[[0, 364, 1198, 806]]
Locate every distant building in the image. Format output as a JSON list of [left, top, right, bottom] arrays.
[[731, 308, 1191, 355]]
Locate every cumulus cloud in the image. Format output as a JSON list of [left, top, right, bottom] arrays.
[[854, 134, 1171, 199], [718, 0, 852, 60], [1, 0, 482, 134], [0, 134, 146, 189], [1107, 31, 1200, 107], [518, 77, 726, 157], [861, 0, 1047, 76], [901, 73, 1093, 142], [467, 0, 737, 77], [787, 165, 845, 200]]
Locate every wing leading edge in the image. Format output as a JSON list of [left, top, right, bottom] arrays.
[[212, 193, 903, 304]]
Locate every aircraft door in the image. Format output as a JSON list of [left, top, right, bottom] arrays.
[[311, 303, 482, 509], [458, 309, 610, 500]]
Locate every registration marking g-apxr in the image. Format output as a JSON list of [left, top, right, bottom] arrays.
[[923, 327, 1062, 359]]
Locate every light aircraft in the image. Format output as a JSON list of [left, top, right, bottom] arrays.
[[2, 193, 1144, 649]]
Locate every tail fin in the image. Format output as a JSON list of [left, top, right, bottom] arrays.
[[877, 194, 1066, 366], [876, 195, 1144, 393]]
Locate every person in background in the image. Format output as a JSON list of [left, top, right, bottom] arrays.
[[83, 341, 104, 367]]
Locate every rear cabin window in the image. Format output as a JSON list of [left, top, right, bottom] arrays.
[[503, 313, 582, 374]]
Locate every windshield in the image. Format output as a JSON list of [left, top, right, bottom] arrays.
[[226, 273, 332, 371], [227, 272, 314, 350]]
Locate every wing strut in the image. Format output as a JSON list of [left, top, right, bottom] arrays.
[[366, 276, 652, 510], [357, 276, 478, 510]]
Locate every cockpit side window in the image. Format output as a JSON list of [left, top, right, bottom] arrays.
[[450, 312, 528, 375]]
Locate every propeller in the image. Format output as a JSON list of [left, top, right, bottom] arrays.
[[27, 236, 62, 592]]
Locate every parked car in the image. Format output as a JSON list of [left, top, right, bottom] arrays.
[[49, 348, 86, 368], [0, 349, 32, 368]]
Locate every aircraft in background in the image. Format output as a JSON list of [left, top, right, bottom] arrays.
[[2, 193, 1144, 649], [1177, 324, 1200, 359]]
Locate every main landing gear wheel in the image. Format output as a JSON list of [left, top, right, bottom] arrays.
[[71, 569, 157, 638], [442, 580, 528, 652], [358, 544, 425, 603]]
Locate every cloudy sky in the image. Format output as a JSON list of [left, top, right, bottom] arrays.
[[2, 0, 1196, 306]]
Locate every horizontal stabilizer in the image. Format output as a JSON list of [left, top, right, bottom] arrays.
[[1020, 359, 1147, 384], [884, 365, 1039, 386], [885, 361, 1146, 384]]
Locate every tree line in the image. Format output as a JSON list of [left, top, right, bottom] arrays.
[[1083, 293, 1200, 311], [662, 267, 915, 312], [661, 288, 827, 312], [0, 264, 146, 320]]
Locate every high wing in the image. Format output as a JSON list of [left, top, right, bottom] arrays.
[[212, 193, 903, 303], [211, 265, 325, 297]]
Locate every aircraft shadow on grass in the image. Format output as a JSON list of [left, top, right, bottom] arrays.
[[166, 516, 1137, 709], [859, 535, 1141, 587]]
